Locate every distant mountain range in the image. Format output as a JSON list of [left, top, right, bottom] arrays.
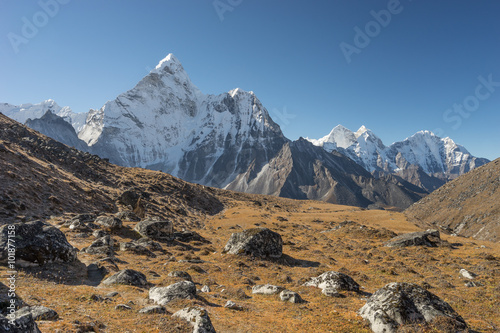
[[307, 125, 489, 192], [1, 54, 490, 208]]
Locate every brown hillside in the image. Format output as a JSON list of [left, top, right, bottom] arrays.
[[405, 158, 500, 242]]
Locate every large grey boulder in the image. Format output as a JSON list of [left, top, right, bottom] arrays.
[[172, 306, 216, 333], [0, 221, 77, 265], [222, 228, 283, 258], [359, 282, 467, 333], [149, 281, 196, 305], [0, 311, 41, 333], [134, 218, 173, 241], [385, 229, 441, 247], [303, 271, 359, 293], [102, 269, 148, 286]]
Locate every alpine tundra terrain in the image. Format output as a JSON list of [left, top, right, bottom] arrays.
[[1, 110, 499, 332], [1, 54, 489, 209]]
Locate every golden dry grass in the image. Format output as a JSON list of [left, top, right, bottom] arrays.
[[3, 197, 499, 332]]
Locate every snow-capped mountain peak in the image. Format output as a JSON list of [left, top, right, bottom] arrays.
[[154, 53, 181, 71], [355, 125, 369, 138], [76, 53, 287, 188]]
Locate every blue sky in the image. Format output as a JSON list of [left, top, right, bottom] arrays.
[[1, 0, 499, 160]]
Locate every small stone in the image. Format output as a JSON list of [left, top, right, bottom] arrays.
[[168, 271, 192, 281], [459, 268, 477, 280], [252, 284, 284, 295], [115, 304, 132, 310], [279, 290, 305, 303], [224, 300, 243, 310], [201, 285, 211, 293], [138, 305, 167, 314]]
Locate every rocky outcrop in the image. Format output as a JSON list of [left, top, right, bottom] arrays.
[[172, 307, 216, 333], [0, 221, 77, 265], [149, 281, 196, 305], [359, 282, 467, 333], [102, 269, 148, 286], [385, 229, 441, 247], [303, 271, 359, 293], [223, 228, 283, 258], [134, 218, 174, 241]]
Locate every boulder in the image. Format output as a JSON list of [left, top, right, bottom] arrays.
[[168, 271, 192, 281], [119, 242, 156, 257], [118, 188, 142, 208], [1, 282, 25, 314], [303, 271, 359, 293], [0, 312, 41, 333], [172, 306, 216, 333], [0, 221, 77, 265], [149, 281, 196, 305], [279, 290, 305, 303], [83, 235, 114, 256], [102, 269, 148, 286], [95, 216, 122, 231], [359, 282, 468, 333], [385, 229, 441, 247], [115, 210, 140, 222], [138, 305, 167, 314], [252, 284, 284, 295], [222, 228, 283, 258], [134, 218, 173, 241], [15, 306, 58, 321]]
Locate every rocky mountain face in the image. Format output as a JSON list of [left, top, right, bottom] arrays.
[[308, 125, 489, 190], [405, 158, 500, 242], [226, 138, 427, 208], [25, 111, 89, 152]]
